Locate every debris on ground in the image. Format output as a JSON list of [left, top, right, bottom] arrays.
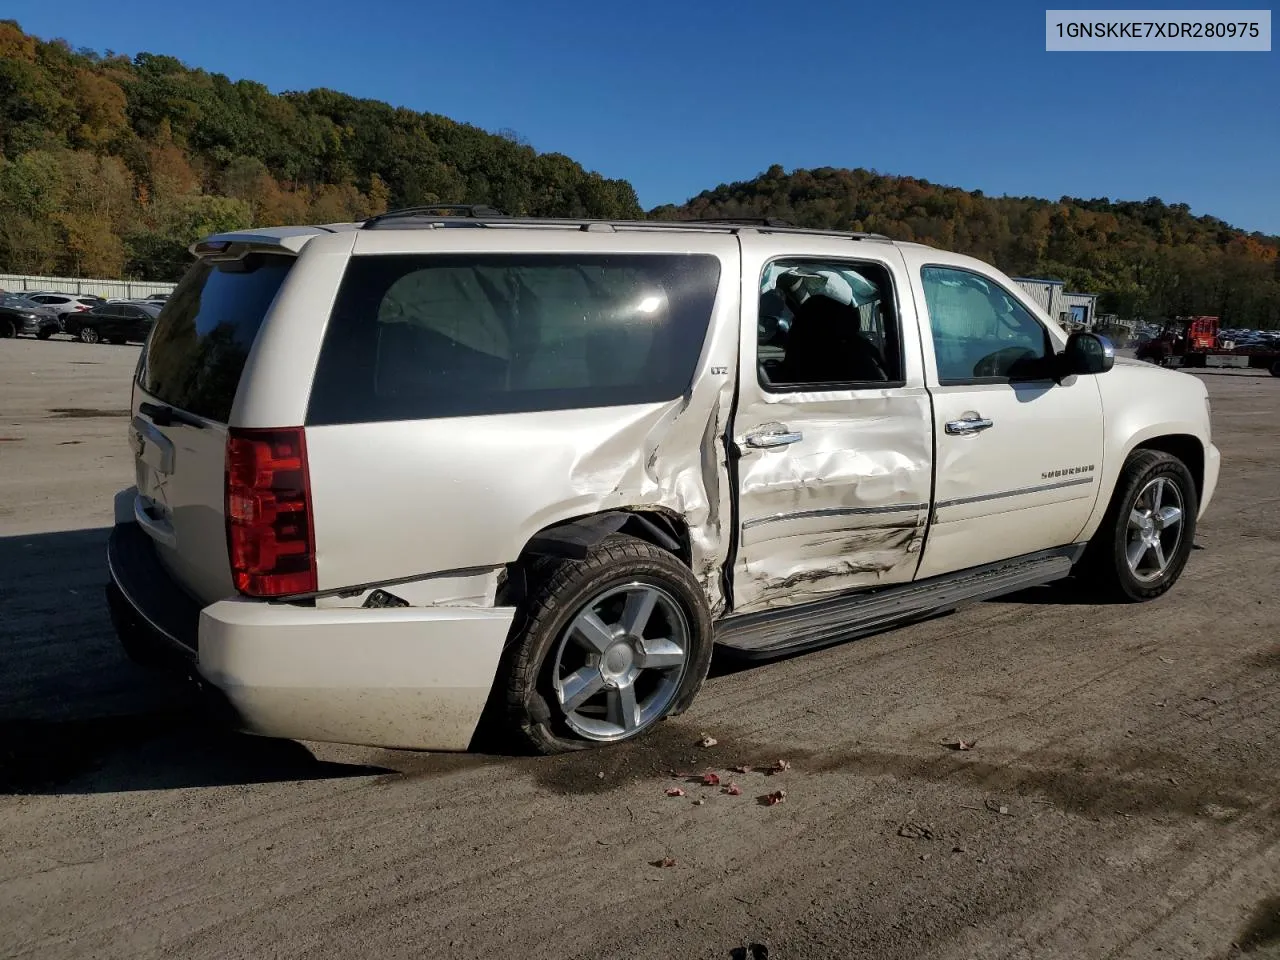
[[732, 765, 753, 774], [767, 759, 791, 774], [897, 822, 935, 840], [943, 739, 977, 751], [596, 771, 605, 779], [730, 943, 770, 960], [759, 790, 787, 806], [984, 799, 1010, 815], [699, 734, 718, 748], [723, 783, 743, 796], [692, 798, 705, 806], [665, 787, 686, 798], [651, 857, 678, 868], [702, 772, 721, 786]]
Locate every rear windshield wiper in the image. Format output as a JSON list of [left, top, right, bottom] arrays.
[[139, 401, 207, 429]]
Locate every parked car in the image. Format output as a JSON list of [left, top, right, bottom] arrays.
[[0, 294, 61, 339], [24, 292, 105, 329], [64, 300, 161, 344], [106, 210, 1220, 755]]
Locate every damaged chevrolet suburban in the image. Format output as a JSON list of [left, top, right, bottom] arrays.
[[106, 208, 1221, 754]]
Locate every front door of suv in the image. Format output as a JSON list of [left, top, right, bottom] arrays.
[[903, 254, 1106, 579], [729, 237, 932, 615]]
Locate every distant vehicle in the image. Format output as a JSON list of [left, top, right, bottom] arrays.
[[25, 292, 106, 325], [0, 294, 61, 339], [144, 292, 169, 302], [1136, 316, 1280, 376], [64, 300, 161, 344]]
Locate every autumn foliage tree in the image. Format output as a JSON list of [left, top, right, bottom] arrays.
[[0, 19, 640, 281], [653, 165, 1280, 329], [0, 19, 1275, 329]]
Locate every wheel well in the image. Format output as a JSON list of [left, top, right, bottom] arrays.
[[522, 509, 691, 564], [1134, 434, 1204, 501], [500, 509, 693, 606]]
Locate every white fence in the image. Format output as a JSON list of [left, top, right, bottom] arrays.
[[0, 273, 176, 300]]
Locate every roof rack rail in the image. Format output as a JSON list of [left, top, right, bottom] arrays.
[[362, 204, 505, 229], [680, 216, 795, 227], [358, 210, 891, 241]]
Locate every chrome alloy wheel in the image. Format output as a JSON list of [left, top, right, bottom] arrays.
[[551, 582, 690, 742], [1126, 476, 1185, 583]]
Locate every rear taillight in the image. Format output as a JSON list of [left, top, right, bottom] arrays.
[[225, 427, 317, 597]]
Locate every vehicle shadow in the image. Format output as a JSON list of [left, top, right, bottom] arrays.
[[0, 527, 391, 795], [989, 578, 1107, 606]]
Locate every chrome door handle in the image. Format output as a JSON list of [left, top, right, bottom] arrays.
[[744, 429, 804, 449], [945, 417, 994, 436]]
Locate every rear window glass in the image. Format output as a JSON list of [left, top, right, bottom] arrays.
[[139, 253, 294, 422], [306, 253, 722, 425]]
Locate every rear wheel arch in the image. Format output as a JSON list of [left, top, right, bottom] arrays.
[[501, 508, 694, 605]]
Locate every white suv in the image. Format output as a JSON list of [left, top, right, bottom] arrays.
[[106, 208, 1221, 753]]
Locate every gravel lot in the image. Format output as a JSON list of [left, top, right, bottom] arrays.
[[1, 337, 1277, 960]]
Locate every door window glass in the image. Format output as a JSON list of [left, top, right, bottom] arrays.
[[921, 266, 1052, 382], [757, 259, 902, 389]]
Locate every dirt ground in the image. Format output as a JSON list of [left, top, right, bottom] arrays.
[[1, 337, 1277, 960]]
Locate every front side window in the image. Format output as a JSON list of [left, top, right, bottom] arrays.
[[756, 259, 902, 389], [307, 253, 722, 425], [921, 266, 1053, 382]]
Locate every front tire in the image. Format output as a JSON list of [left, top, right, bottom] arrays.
[[0, 319, 14, 338], [1079, 450, 1198, 602], [78, 325, 100, 344], [502, 534, 713, 754], [36, 327, 54, 340], [1270, 359, 1280, 378]]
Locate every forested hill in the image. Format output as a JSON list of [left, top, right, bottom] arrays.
[[652, 166, 1280, 329], [0, 21, 640, 280], [2, 21, 1277, 328]]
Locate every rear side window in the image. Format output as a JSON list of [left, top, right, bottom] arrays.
[[139, 253, 294, 422], [306, 253, 722, 425]]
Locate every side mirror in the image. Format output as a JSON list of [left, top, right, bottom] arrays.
[[1060, 332, 1114, 377]]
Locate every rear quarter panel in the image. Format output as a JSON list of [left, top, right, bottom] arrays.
[[295, 230, 742, 615]]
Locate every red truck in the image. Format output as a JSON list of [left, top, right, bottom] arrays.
[[1136, 316, 1280, 377]]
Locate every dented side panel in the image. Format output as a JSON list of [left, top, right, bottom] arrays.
[[304, 232, 741, 616], [729, 235, 933, 614], [730, 394, 933, 611]]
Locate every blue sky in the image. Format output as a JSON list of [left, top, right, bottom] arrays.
[[8, 0, 1279, 232]]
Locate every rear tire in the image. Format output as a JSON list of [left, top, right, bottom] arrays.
[[1270, 360, 1280, 378], [0, 319, 14, 338], [1078, 450, 1198, 602], [502, 534, 713, 754]]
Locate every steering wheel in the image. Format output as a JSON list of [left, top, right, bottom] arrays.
[[973, 346, 1036, 379]]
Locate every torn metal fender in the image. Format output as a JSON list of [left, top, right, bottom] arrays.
[[523, 511, 683, 561]]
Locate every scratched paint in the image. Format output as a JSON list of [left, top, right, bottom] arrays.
[[729, 390, 934, 615]]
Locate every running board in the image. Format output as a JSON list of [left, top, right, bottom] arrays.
[[715, 546, 1084, 659]]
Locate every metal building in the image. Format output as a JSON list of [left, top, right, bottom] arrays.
[[1063, 291, 1099, 328], [1012, 277, 1100, 329], [1012, 277, 1068, 325]]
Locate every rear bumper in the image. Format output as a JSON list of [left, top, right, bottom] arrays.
[[107, 521, 515, 751]]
